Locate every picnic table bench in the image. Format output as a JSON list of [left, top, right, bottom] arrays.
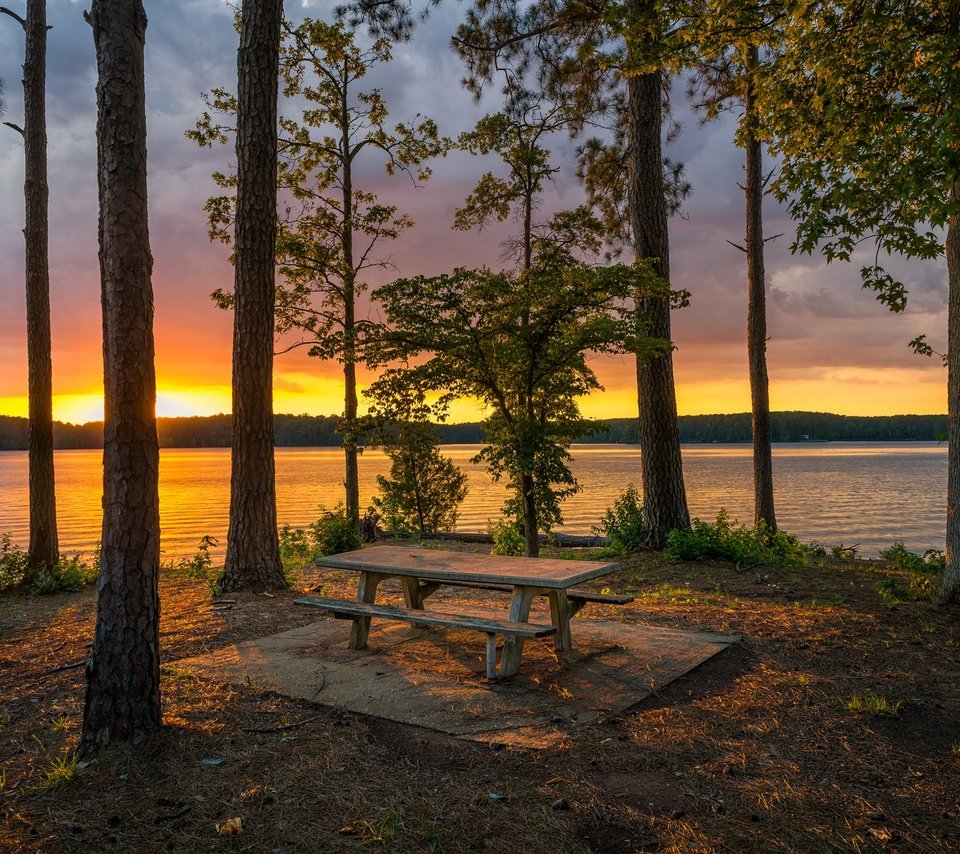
[[296, 546, 631, 679]]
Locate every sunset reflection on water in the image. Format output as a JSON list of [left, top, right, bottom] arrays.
[[0, 443, 947, 559]]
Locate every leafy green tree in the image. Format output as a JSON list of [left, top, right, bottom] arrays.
[[189, 18, 446, 533], [367, 378, 468, 534], [370, 258, 680, 556], [758, 0, 960, 603], [451, 0, 694, 547]]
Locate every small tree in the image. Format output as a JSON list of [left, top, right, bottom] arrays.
[[368, 379, 467, 535], [371, 256, 682, 556], [190, 18, 447, 533]]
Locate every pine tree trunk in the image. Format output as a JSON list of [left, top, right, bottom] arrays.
[[521, 472, 539, 557], [744, 45, 777, 532], [23, 0, 58, 571], [341, 86, 360, 532], [943, 182, 960, 604], [220, 0, 286, 592], [625, 21, 690, 548], [80, 0, 160, 756]]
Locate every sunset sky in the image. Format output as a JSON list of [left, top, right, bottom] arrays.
[[0, 0, 949, 425]]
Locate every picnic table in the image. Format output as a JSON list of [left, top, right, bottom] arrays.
[[296, 545, 628, 679]]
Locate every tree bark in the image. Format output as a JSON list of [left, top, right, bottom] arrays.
[[80, 0, 161, 756], [220, 0, 286, 592], [943, 181, 960, 604], [625, 10, 690, 548], [743, 45, 777, 532], [521, 472, 539, 557], [341, 87, 360, 533], [22, 0, 58, 570]]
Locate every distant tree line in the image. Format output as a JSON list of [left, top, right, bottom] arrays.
[[0, 411, 948, 452]]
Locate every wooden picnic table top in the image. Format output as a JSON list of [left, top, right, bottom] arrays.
[[314, 545, 619, 589]]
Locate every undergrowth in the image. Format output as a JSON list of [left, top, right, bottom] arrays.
[[664, 509, 820, 567], [0, 533, 99, 595], [594, 484, 647, 555], [877, 540, 944, 599]]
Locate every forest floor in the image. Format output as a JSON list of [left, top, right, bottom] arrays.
[[0, 544, 958, 853]]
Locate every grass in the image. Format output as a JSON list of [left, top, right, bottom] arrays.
[[37, 753, 78, 791], [842, 693, 904, 717]]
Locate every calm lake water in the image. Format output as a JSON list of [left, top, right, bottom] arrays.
[[0, 443, 948, 559]]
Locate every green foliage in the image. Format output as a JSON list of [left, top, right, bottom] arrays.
[[489, 520, 524, 557], [371, 260, 678, 553], [594, 484, 647, 555], [878, 541, 945, 598], [37, 753, 79, 791], [0, 534, 98, 595], [176, 535, 218, 580], [664, 509, 814, 567], [842, 693, 903, 718], [310, 504, 361, 557], [367, 378, 468, 534], [0, 534, 28, 592]]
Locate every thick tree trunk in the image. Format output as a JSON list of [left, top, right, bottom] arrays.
[[521, 472, 539, 557], [625, 28, 690, 548], [744, 45, 777, 532], [22, 0, 58, 570], [220, 0, 286, 592], [943, 184, 960, 604], [80, 0, 161, 756]]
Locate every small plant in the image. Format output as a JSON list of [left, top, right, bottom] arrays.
[[421, 817, 447, 851], [362, 806, 403, 846], [174, 536, 221, 594], [1, 535, 99, 595], [311, 504, 361, 556], [842, 693, 902, 717], [876, 576, 911, 605], [50, 715, 70, 734], [664, 509, 815, 567], [489, 520, 524, 556], [879, 541, 944, 597], [594, 484, 647, 555], [38, 753, 79, 791]]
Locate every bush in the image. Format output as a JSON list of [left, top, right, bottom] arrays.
[[594, 485, 647, 555], [311, 504, 361, 557], [878, 540, 944, 597], [0, 533, 98, 595], [664, 509, 813, 567], [489, 520, 524, 557]]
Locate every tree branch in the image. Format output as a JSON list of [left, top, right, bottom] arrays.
[[4, 120, 24, 136], [0, 6, 25, 28]]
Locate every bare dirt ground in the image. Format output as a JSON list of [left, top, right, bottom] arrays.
[[1, 545, 958, 853]]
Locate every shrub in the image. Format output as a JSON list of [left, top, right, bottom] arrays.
[[878, 540, 944, 597], [664, 509, 813, 567], [489, 520, 524, 557], [594, 485, 647, 555], [1, 534, 98, 595], [310, 504, 361, 557]]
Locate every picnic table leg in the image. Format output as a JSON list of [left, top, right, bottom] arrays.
[[349, 571, 387, 649], [400, 577, 424, 609], [499, 585, 538, 677], [547, 590, 573, 652]]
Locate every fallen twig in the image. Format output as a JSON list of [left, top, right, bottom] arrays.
[[153, 806, 191, 824], [242, 713, 324, 734]]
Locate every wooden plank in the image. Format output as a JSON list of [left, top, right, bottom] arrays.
[[315, 545, 618, 589], [294, 596, 557, 638], [499, 585, 539, 677]]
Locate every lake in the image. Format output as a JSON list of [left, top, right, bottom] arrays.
[[0, 442, 948, 559]]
